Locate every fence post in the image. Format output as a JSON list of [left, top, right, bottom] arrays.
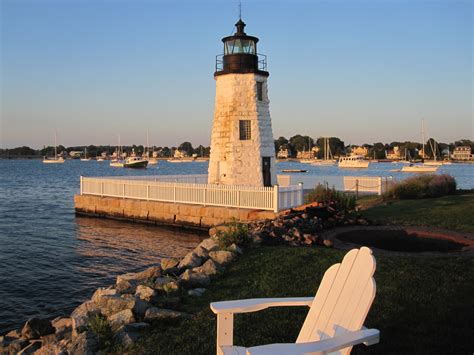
[[273, 185, 279, 213], [378, 177, 382, 196], [355, 179, 359, 199], [298, 182, 304, 206], [203, 186, 206, 206], [80, 176, 83, 195], [101, 181, 104, 197], [173, 183, 177, 203]]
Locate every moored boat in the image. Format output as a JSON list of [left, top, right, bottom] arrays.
[[401, 164, 438, 173], [338, 155, 370, 169], [124, 156, 148, 169]]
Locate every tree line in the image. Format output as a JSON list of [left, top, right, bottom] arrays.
[[1, 138, 472, 159]]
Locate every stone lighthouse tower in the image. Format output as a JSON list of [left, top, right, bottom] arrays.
[[208, 18, 276, 187]]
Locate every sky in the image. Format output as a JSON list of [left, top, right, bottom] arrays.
[[1, 0, 472, 149]]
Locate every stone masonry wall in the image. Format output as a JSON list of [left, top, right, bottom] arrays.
[[74, 195, 276, 229], [208, 73, 276, 186]]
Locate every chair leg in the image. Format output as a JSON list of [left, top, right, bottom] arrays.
[[216, 312, 234, 355]]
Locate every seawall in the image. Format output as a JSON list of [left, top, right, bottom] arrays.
[[74, 195, 277, 229]]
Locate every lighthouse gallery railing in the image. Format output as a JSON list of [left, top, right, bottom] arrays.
[[80, 176, 303, 212]]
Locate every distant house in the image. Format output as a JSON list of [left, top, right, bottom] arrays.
[[277, 147, 289, 159], [452, 146, 472, 160], [386, 146, 401, 160], [69, 151, 82, 159], [174, 149, 187, 158], [351, 146, 369, 157], [297, 147, 318, 159]]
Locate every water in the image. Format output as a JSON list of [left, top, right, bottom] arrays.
[[0, 159, 472, 333]]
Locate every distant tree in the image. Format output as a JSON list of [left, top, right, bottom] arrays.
[[369, 142, 386, 159], [178, 142, 194, 156], [289, 135, 314, 153], [5, 146, 37, 156], [194, 145, 208, 157]]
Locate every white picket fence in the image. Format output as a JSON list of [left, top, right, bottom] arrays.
[[80, 176, 303, 212], [343, 176, 394, 196]]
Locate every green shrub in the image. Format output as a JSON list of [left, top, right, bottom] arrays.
[[385, 174, 457, 200], [216, 220, 251, 248], [305, 183, 356, 211], [88, 314, 114, 350]]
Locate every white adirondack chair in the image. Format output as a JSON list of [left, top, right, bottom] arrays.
[[210, 247, 379, 355]]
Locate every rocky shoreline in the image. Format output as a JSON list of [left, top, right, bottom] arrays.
[[0, 202, 370, 354]]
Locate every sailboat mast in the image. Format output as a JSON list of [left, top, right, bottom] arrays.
[[421, 119, 425, 159], [54, 130, 57, 159]]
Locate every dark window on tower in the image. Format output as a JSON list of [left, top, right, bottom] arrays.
[[257, 82, 263, 101], [239, 120, 251, 140]]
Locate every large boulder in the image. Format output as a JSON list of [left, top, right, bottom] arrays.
[[51, 317, 72, 332], [17, 340, 42, 354], [91, 287, 119, 304], [120, 294, 151, 319], [160, 258, 179, 272], [228, 243, 243, 255], [209, 251, 235, 266], [177, 252, 203, 269], [20, 318, 55, 340], [67, 331, 98, 355], [198, 237, 221, 252], [192, 246, 209, 259], [95, 295, 135, 317], [116, 266, 162, 293], [5, 338, 29, 354], [71, 301, 100, 335], [193, 259, 222, 277], [108, 309, 136, 332], [135, 285, 157, 303], [144, 308, 183, 322], [178, 269, 210, 288]]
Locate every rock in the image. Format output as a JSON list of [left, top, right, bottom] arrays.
[[135, 285, 157, 302], [116, 279, 137, 294], [95, 295, 135, 317], [52, 317, 72, 332], [162, 281, 179, 294], [154, 277, 170, 288], [67, 331, 98, 355], [6, 338, 29, 354], [5, 329, 21, 339], [17, 340, 41, 354], [160, 258, 179, 271], [209, 251, 235, 266], [144, 308, 183, 322], [154, 278, 179, 294], [122, 322, 150, 332], [193, 246, 209, 259], [228, 243, 243, 255], [120, 294, 151, 319], [91, 287, 119, 304], [71, 301, 100, 335], [178, 269, 210, 288], [114, 328, 140, 348], [193, 259, 221, 276], [177, 252, 203, 269], [323, 239, 333, 247], [198, 237, 220, 252], [188, 288, 206, 297], [108, 309, 136, 332], [208, 226, 228, 238], [21, 318, 54, 340], [116, 266, 162, 290]]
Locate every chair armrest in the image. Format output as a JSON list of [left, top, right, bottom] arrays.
[[245, 328, 380, 355], [210, 297, 314, 315]]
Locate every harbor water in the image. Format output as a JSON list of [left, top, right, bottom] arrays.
[[0, 159, 473, 333]]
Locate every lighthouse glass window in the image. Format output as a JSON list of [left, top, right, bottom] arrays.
[[239, 120, 251, 140]]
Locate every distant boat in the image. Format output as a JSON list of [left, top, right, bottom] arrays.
[[313, 136, 335, 166], [282, 169, 307, 173], [96, 157, 105, 162], [338, 155, 369, 169], [110, 135, 125, 167], [81, 147, 91, 161], [43, 130, 65, 164], [167, 158, 194, 163], [124, 156, 148, 169], [401, 164, 438, 173]]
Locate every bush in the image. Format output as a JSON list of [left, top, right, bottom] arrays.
[[88, 314, 114, 350], [385, 174, 456, 200], [305, 183, 356, 211], [216, 220, 251, 249]]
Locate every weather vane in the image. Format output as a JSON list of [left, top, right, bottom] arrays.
[[238, 0, 242, 20]]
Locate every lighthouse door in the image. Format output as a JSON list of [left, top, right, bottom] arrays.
[[262, 157, 271, 187]]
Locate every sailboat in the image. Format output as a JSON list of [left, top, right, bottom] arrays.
[[144, 132, 158, 165], [401, 119, 438, 173], [81, 147, 91, 161], [43, 130, 65, 164], [110, 135, 125, 167], [312, 137, 335, 166]]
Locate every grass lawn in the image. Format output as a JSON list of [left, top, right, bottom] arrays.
[[132, 246, 474, 355], [359, 191, 474, 233]]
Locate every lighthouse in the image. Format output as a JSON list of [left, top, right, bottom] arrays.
[[208, 18, 276, 187]]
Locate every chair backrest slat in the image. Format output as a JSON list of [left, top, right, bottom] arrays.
[[296, 247, 376, 355]]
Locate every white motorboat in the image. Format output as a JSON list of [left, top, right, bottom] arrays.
[[401, 164, 438, 173], [338, 155, 370, 169], [124, 156, 148, 169], [110, 159, 124, 168]]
